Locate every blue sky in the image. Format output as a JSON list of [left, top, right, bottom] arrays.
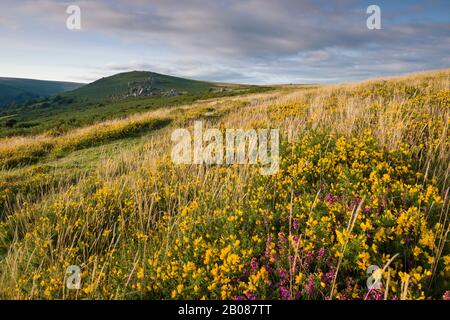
[[0, 0, 449, 84]]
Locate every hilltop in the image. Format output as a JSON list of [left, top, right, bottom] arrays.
[[63, 71, 215, 101]]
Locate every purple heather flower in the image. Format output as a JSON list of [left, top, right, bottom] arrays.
[[250, 257, 258, 274], [305, 251, 314, 263], [367, 290, 384, 300], [278, 232, 287, 244], [338, 293, 348, 300], [306, 275, 315, 296], [325, 192, 336, 205], [445, 291, 450, 300], [292, 218, 299, 231], [277, 267, 288, 281], [349, 196, 363, 211], [244, 291, 256, 300], [265, 236, 272, 258], [317, 248, 325, 260], [280, 287, 291, 300], [321, 269, 335, 285]]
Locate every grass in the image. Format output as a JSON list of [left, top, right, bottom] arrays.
[[0, 114, 172, 169], [0, 71, 271, 137], [0, 77, 82, 107], [63, 71, 213, 101], [0, 69, 448, 300]]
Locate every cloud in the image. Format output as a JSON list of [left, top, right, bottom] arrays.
[[2, 0, 450, 83]]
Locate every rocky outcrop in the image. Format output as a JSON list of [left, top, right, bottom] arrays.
[[125, 77, 182, 98]]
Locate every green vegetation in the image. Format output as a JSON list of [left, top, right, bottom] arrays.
[[63, 71, 213, 101], [0, 71, 271, 137], [0, 77, 83, 107], [0, 69, 448, 300]]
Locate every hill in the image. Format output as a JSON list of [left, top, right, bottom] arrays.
[[63, 71, 214, 101], [0, 77, 83, 107], [0, 71, 269, 137]]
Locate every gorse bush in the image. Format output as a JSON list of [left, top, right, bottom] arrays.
[[241, 132, 448, 299], [0, 69, 448, 299], [118, 131, 447, 300], [1, 131, 447, 299]]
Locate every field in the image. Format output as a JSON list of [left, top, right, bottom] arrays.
[[0, 69, 449, 300]]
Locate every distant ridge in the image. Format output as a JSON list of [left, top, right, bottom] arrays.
[[0, 77, 83, 107]]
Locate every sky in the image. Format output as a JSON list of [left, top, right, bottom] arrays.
[[0, 0, 449, 84]]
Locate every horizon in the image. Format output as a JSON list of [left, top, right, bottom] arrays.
[[1, 0, 449, 84], [2, 67, 449, 86]]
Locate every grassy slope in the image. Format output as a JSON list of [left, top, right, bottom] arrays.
[[0, 71, 270, 137], [64, 71, 213, 101], [0, 69, 448, 299], [0, 77, 83, 107]]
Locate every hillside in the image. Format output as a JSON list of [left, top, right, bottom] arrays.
[[0, 69, 448, 300], [0, 77, 83, 107], [63, 71, 214, 101], [0, 71, 268, 137]]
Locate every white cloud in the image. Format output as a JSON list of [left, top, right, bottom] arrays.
[[1, 0, 449, 83]]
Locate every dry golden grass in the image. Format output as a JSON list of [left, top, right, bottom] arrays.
[[0, 69, 448, 300]]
